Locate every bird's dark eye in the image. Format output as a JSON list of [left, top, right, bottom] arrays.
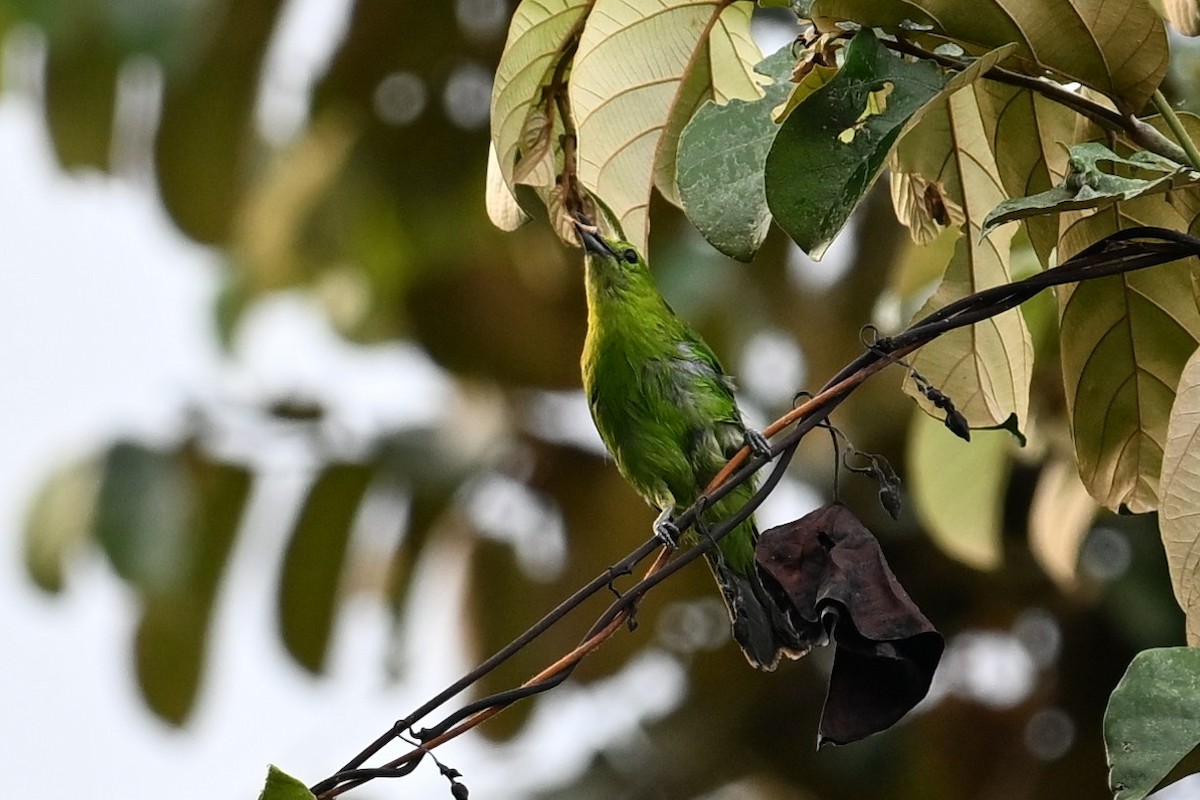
[[622, 248, 638, 264]]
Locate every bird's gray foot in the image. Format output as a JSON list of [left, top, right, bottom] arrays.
[[744, 428, 772, 459], [653, 507, 680, 547]]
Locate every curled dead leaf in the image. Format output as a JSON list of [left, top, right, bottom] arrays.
[[756, 503, 943, 746]]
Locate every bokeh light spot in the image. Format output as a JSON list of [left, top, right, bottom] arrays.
[[1012, 607, 1062, 669], [443, 63, 493, 130], [456, 0, 509, 41], [739, 329, 806, 408], [1024, 707, 1075, 761], [373, 71, 427, 127], [657, 598, 729, 653], [1080, 526, 1132, 582]]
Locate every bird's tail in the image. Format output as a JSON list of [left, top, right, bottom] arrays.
[[705, 550, 808, 671]]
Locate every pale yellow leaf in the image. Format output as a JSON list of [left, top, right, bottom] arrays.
[[486, 142, 531, 231], [1029, 456, 1099, 591], [569, 0, 761, 250], [1058, 192, 1200, 513], [1159, 344, 1200, 645], [654, 0, 762, 206], [771, 62, 838, 123], [889, 170, 965, 245], [897, 85, 1033, 429], [652, 48, 715, 209], [908, 409, 1011, 570], [888, 45, 1014, 246], [23, 457, 102, 593], [490, 0, 590, 190], [545, 185, 600, 243], [1164, 0, 1200, 35]]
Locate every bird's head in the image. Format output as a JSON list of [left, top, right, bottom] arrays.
[[572, 218, 652, 296]]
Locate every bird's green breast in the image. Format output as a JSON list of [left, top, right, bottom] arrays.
[[582, 298, 698, 510], [581, 275, 753, 543]]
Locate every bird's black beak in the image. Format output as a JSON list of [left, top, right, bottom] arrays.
[[572, 214, 617, 258]]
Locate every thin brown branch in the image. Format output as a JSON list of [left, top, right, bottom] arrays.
[[883, 37, 1190, 164], [706, 342, 920, 493], [315, 549, 672, 799], [549, 32, 584, 217]]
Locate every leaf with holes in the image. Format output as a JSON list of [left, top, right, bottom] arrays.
[[676, 46, 797, 261], [765, 30, 949, 258]]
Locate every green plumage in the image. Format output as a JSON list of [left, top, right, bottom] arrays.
[[578, 229, 800, 670]]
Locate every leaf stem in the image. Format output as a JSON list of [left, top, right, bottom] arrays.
[[1152, 89, 1200, 169]]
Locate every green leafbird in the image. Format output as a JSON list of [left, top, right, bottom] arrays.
[[575, 222, 802, 670]]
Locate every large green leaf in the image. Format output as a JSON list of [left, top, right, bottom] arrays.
[[1058, 195, 1200, 513], [676, 46, 796, 261], [764, 30, 950, 258], [1160, 345, 1200, 646], [652, 1, 761, 208], [1105, 647, 1200, 800], [278, 462, 376, 674], [907, 409, 1011, 569], [896, 81, 1032, 430], [486, 141, 531, 231], [810, 0, 1168, 113], [569, 0, 761, 250]]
